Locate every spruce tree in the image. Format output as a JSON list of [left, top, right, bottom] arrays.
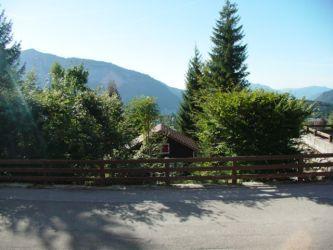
[[0, 9, 23, 91], [177, 47, 203, 137], [207, 0, 248, 92], [0, 8, 36, 158]]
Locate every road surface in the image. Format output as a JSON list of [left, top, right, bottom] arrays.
[[0, 183, 332, 249]]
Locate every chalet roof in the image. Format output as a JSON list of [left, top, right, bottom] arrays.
[[131, 124, 199, 151]]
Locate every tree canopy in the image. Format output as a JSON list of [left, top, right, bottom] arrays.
[[32, 64, 125, 159], [0, 9, 23, 91], [197, 90, 311, 156], [124, 96, 160, 140], [205, 0, 248, 92], [177, 47, 203, 137], [0, 2, 313, 161], [0, 8, 30, 158]]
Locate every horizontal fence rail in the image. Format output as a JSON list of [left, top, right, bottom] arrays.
[[0, 154, 332, 185], [305, 124, 333, 128], [305, 125, 333, 142]]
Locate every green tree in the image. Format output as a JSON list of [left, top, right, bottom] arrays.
[[0, 8, 35, 158], [50, 62, 64, 90], [327, 112, 333, 125], [124, 97, 159, 138], [50, 63, 88, 94], [205, 0, 248, 92], [177, 47, 203, 137], [21, 70, 39, 95], [160, 114, 177, 129], [197, 90, 311, 156], [124, 97, 160, 156], [64, 64, 88, 93], [107, 80, 121, 99], [33, 64, 125, 159], [0, 9, 23, 91], [0, 8, 128, 160]]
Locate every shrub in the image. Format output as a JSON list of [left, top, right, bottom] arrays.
[[197, 90, 311, 156]]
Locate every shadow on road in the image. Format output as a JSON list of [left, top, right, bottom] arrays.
[[0, 200, 144, 250], [0, 182, 332, 249]]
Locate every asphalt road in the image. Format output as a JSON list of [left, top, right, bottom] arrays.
[[0, 183, 332, 250]]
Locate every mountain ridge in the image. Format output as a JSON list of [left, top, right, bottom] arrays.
[[21, 49, 182, 114], [315, 90, 333, 104], [21, 49, 332, 113], [250, 83, 331, 100]]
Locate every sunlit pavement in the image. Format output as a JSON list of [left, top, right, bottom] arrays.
[[0, 182, 332, 250]]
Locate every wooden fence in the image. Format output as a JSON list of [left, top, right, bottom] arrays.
[[305, 125, 333, 142], [0, 154, 332, 185]]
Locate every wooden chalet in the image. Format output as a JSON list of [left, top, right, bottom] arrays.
[[131, 124, 199, 158]]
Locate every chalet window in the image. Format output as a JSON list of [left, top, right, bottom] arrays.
[[161, 143, 170, 155]]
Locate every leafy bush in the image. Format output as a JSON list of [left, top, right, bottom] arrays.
[[197, 90, 311, 156], [28, 64, 125, 159]]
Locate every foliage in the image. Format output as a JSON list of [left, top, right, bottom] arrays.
[[32, 64, 125, 159], [177, 47, 203, 137], [21, 70, 39, 95], [0, 8, 33, 158], [107, 80, 121, 99], [124, 97, 160, 140], [133, 133, 167, 159], [0, 89, 42, 158], [307, 100, 333, 119], [197, 90, 311, 156], [204, 0, 248, 92], [0, 9, 23, 91], [21, 49, 181, 114], [1, 3, 314, 163], [50, 63, 88, 94], [0, 7, 161, 160], [177, 0, 250, 147], [124, 96, 160, 157], [159, 114, 177, 130], [328, 112, 333, 125]]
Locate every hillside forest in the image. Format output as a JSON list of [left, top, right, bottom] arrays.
[[0, 1, 311, 160]]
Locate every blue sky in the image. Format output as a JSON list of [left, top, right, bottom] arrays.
[[1, 0, 333, 89]]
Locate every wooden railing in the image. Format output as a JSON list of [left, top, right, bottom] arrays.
[[305, 125, 333, 142], [305, 124, 333, 128], [0, 154, 332, 185]]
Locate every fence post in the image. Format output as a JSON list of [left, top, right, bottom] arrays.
[[42, 160, 47, 186], [232, 160, 237, 185], [99, 163, 106, 186], [165, 162, 171, 186], [298, 156, 304, 182]]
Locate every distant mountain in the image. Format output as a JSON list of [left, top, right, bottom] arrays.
[[20, 49, 331, 113], [315, 90, 333, 104], [250, 83, 331, 100], [306, 100, 333, 118], [280, 86, 331, 100], [20, 49, 183, 114], [169, 86, 184, 99], [250, 83, 275, 92]]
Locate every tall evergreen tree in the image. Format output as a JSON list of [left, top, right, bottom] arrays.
[[21, 70, 38, 95], [0, 10, 39, 158], [177, 47, 203, 137], [0, 9, 23, 91], [206, 0, 248, 92]]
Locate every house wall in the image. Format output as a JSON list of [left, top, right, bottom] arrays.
[[167, 138, 195, 158]]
